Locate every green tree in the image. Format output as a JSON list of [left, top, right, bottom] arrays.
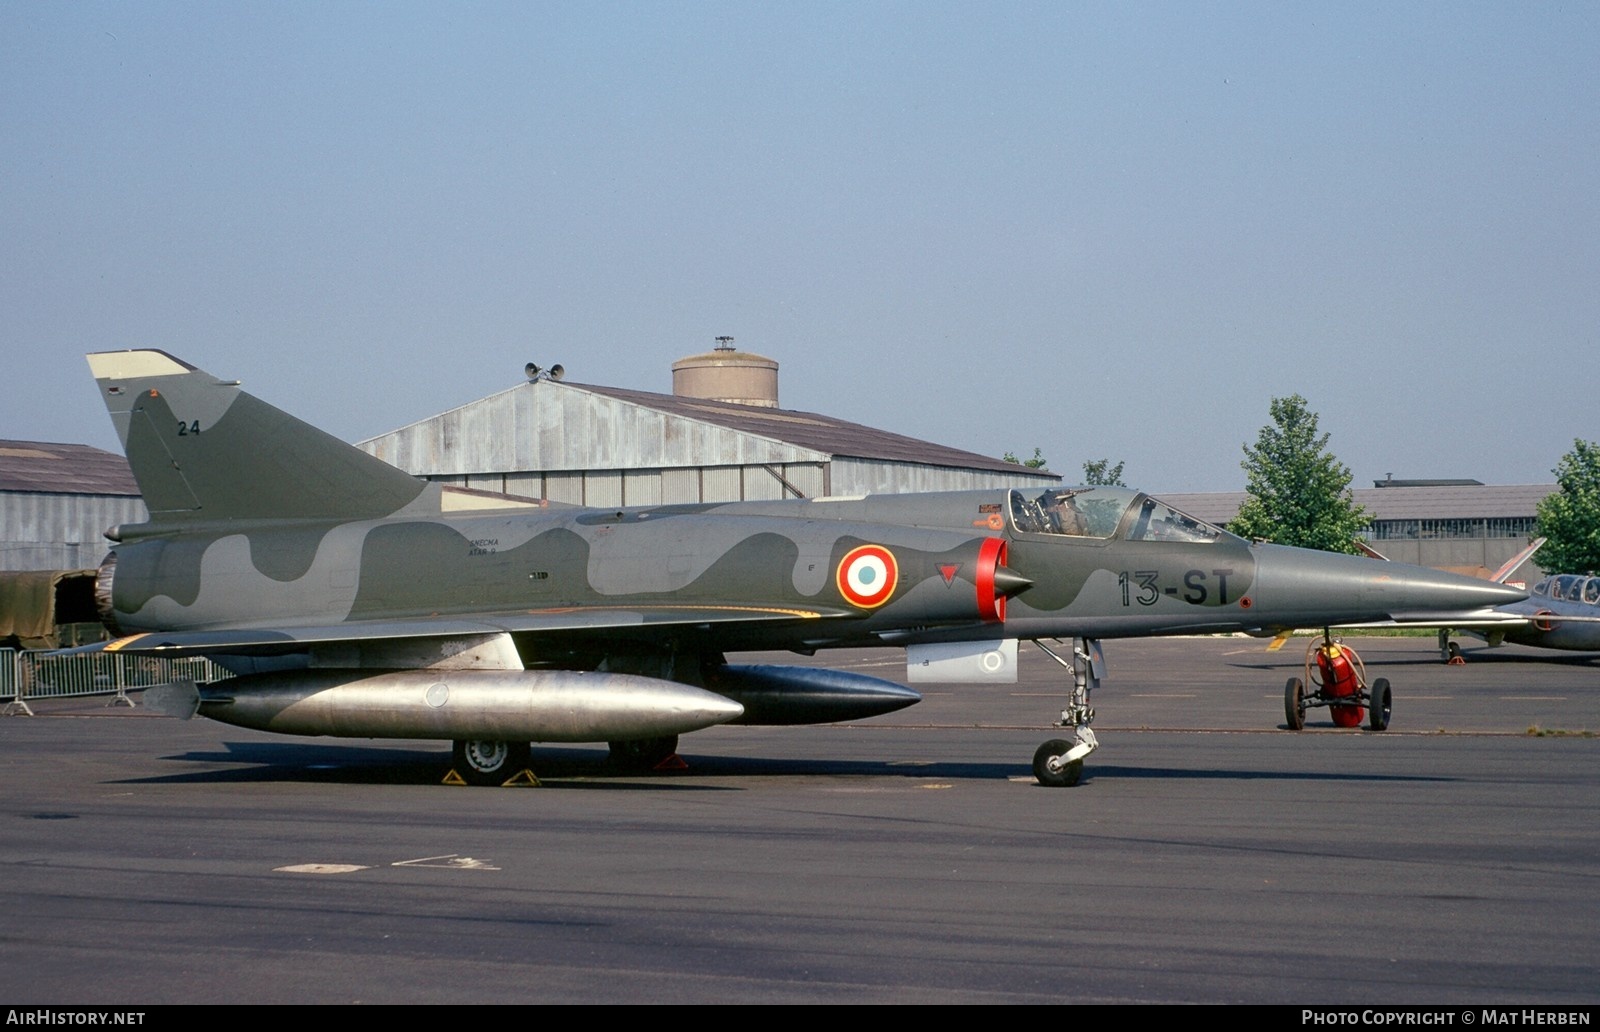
[[1227, 394, 1368, 554], [1002, 448, 1049, 470], [1535, 440, 1600, 573], [1082, 459, 1126, 486]]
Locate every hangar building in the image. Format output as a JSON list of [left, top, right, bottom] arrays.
[[358, 344, 1061, 503], [0, 440, 146, 573], [0, 440, 148, 646]]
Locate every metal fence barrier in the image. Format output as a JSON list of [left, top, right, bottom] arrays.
[[2, 648, 231, 713]]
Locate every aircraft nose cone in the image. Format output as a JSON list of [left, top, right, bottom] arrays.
[[1251, 544, 1527, 627]]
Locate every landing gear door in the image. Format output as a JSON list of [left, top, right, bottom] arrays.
[[1083, 637, 1106, 680]]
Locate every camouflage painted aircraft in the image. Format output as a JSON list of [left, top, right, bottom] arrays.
[[80, 349, 1526, 786]]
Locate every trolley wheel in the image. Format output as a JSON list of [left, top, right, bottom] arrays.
[[1284, 676, 1306, 731], [1368, 677, 1392, 731]]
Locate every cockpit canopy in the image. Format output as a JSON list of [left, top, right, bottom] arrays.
[[1531, 574, 1600, 606], [1007, 486, 1228, 544]]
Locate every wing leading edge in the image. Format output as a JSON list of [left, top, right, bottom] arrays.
[[87, 603, 856, 660]]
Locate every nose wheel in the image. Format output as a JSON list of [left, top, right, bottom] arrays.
[[1030, 637, 1101, 787], [1033, 737, 1089, 787]]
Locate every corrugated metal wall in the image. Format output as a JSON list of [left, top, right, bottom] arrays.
[[429, 463, 830, 505], [423, 458, 1054, 505], [828, 458, 1056, 495], [0, 493, 147, 572], [362, 381, 825, 475], [360, 378, 1057, 507]]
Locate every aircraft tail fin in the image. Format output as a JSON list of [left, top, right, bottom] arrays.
[[1491, 537, 1545, 584], [1353, 540, 1390, 562], [88, 350, 433, 524]]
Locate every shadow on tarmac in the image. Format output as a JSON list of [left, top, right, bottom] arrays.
[[106, 738, 1453, 789]]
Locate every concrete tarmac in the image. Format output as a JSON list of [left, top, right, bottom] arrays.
[[1, 636, 1597, 1004]]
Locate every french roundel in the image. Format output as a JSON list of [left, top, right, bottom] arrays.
[[837, 545, 899, 609]]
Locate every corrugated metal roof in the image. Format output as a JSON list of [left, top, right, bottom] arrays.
[[1353, 484, 1553, 520], [576, 383, 1042, 477], [1158, 484, 1555, 526], [0, 440, 139, 496]]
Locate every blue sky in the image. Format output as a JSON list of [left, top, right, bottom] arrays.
[[4, 2, 1595, 491]]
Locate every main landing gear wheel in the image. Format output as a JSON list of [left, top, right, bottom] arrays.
[[1284, 676, 1306, 731], [1439, 628, 1465, 664], [452, 739, 531, 786], [1033, 739, 1083, 788], [608, 735, 679, 772], [1368, 677, 1392, 731]]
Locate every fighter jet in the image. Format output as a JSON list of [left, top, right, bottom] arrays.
[[1434, 566, 1600, 662], [78, 349, 1526, 786]]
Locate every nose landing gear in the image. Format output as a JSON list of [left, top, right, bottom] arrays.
[[1030, 637, 1101, 787]]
